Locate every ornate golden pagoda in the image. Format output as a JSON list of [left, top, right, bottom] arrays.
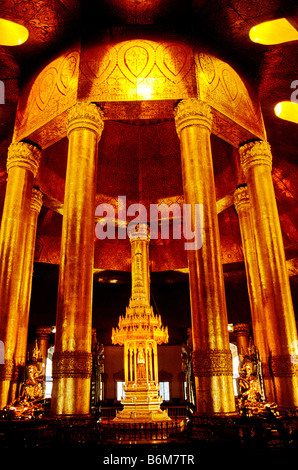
[[112, 223, 170, 422]]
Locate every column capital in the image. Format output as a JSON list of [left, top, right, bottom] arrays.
[[233, 322, 250, 337], [35, 326, 52, 339], [239, 140, 272, 175], [30, 188, 43, 214], [67, 101, 104, 137], [234, 185, 250, 213], [128, 222, 150, 242], [174, 98, 212, 137], [7, 142, 41, 178]]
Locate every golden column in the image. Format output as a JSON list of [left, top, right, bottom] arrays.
[[239, 140, 298, 409], [174, 99, 235, 416], [51, 102, 104, 417], [36, 327, 52, 367], [36, 326, 52, 394], [234, 185, 275, 401], [11, 188, 44, 398], [0, 142, 41, 409], [233, 323, 250, 357]]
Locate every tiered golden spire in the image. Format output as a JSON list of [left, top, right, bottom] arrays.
[[112, 223, 170, 422], [112, 223, 168, 347]]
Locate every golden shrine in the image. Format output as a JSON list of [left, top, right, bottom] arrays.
[[112, 223, 170, 422]]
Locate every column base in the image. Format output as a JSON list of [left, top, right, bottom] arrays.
[[195, 375, 236, 416], [0, 380, 12, 411], [273, 374, 298, 409], [51, 376, 91, 416]]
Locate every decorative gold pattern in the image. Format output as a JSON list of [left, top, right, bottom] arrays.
[[52, 351, 93, 379], [192, 349, 233, 377], [6, 142, 41, 178], [66, 101, 104, 136], [270, 355, 298, 377], [233, 185, 250, 212], [195, 51, 266, 140], [30, 188, 43, 213], [0, 360, 15, 381], [174, 98, 212, 136], [78, 39, 196, 102], [14, 48, 80, 143], [233, 322, 250, 337], [13, 40, 265, 149], [239, 140, 272, 175], [35, 326, 52, 340]]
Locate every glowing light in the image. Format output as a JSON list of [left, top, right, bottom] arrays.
[[137, 79, 155, 100], [249, 18, 298, 45], [274, 101, 298, 124], [0, 18, 29, 46]]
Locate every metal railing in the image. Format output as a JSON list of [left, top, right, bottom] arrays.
[[100, 420, 186, 442]]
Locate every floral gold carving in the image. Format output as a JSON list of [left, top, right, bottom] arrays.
[[156, 42, 193, 84], [13, 40, 265, 148], [35, 326, 52, 340], [233, 322, 250, 336], [66, 101, 104, 136], [239, 140, 272, 175], [78, 39, 196, 102], [118, 42, 154, 83], [30, 188, 43, 213], [192, 349, 233, 377], [52, 351, 93, 379], [0, 360, 15, 381], [195, 51, 266, 141], [234, 185, 250, 212], [7, 142, 41, 178], [13, 48, 80, 143], [174, 98, 212, 136], [270, 355, 298, 377]]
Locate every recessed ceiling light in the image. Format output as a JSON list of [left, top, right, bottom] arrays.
[[0, 18, 29, 46], [274, 101, 298, 125], [249, 18, 298, 45]]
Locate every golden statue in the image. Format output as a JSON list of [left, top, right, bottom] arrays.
[[137, 348, 146, 381], [3, 345, 45, 419], [238, 362, 278, 417]]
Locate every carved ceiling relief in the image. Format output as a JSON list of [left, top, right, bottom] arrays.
[[195, 51, 266, 140], [13, 47, 80, 142], [12, 38, 264, 149], [78, 39, 197, 102], [11, 36, 267, 271]]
